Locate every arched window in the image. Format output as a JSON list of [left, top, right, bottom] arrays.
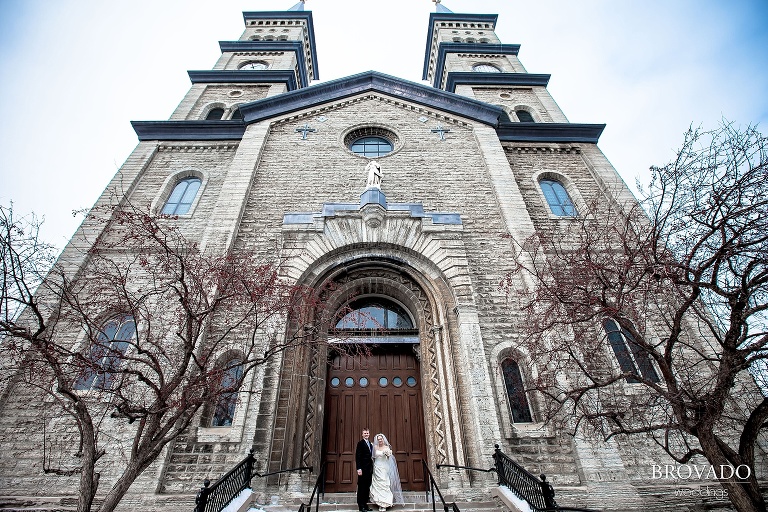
[[335, 298, 414, 330], [162, 177, 201, 215], [539, 179, 577, 217], [603, 319, 660, 383], [205, 108, 224, 120], [501, 358, 533, 423], [472, 63, 501, 73], [211, 359, 244, 427], [515, 109, 535, 123], [230, 108, 243, 121], [74, 315, 135, 390], [349, 136, 393, 158]]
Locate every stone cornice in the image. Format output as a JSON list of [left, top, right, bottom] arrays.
[[188, 70, 299, 91], [431, 43, 521, 87], [131, 121, 246, 141], [239, 70, 504, 126], [241, 11, 319, 79], [218, 41, 311, 86], [444, 72, 550, 93], [496, 122, 605, 143]]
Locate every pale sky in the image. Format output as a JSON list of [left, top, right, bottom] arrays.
[[1, 0, 766, 248]]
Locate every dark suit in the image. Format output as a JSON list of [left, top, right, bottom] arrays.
[[355, 438, 373, 511]]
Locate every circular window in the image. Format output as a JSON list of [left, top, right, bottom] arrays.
[[473, 63, 501, 73], [345, 377, 354, 387], [392, 377, 403, 387], [406, 376, 417, 387], [379, 377, 389, 387], [343, 127, 400, 159], [240, 61, 268, 70], [359, 377, 369, 387], [229, 90, 243, 98], [331, 377, 340, 387], [350, 136, 392, 158]]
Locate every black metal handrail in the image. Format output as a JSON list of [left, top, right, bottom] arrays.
[[298, 462, 326, 512], [194, 449, 312, 512], [435, 464, 496, 488], [493, 445, 555, 511], [422, 459, 460, 512], [492, 445, 600, 512]]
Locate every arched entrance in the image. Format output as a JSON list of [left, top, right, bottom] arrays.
[[323, 297, 426, 492]]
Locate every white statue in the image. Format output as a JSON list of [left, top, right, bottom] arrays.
[[365, 160, 382, 189]]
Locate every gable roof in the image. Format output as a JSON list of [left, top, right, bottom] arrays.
[[238, 70, 503, 126]]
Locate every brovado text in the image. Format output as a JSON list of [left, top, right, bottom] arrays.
[[652, 464, 752, 480]]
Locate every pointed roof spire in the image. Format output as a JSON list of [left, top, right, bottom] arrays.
[[288, 0, 305, 11], [433, 0, 453, 13]]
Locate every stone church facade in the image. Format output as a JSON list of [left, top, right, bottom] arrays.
[[0, 3, 753, 512]]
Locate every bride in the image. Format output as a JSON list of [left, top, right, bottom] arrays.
[[369, 433, 404, 511]]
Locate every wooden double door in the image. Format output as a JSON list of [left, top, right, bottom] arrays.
[[323, 346, 427, 492]]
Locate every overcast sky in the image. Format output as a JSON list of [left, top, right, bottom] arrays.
[[1, 0, 766, 249]]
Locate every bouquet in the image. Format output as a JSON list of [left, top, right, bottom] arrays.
[[383, 448, 392, 458]]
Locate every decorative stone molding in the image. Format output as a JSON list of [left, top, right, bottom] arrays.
[[272, 189, 483, 475]]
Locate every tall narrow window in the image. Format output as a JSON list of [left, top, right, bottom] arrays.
[[74, 316, 135, 390], [539, 179, 577, 217], [603, 319, 660, 383], [162, 177, 201, 215], [516, 110, 535, 123], [501, 358, 533, 423], [211, 359, 244, 427], [205, 108, 224, 120]]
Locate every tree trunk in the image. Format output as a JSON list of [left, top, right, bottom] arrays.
[[76, 423, 99, 512], [96, 458, 152, 512], [698, 432, 765, 512]]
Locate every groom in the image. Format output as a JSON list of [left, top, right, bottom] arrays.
[[355, 428, 373, 512]]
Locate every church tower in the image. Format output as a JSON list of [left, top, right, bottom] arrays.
[[1, 3, 751, 512]]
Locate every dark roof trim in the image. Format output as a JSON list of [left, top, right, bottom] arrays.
[[431, 42, 521, 87], [445, 72, 550, 93], [131, 121, 246, 141], [219, 41, 311, 86], [239, 70, 504, 126], [496, 123, 606, 143], [241, 11, 319, 79], [188, 70, 299, 91], [422, 13, 499, 80]]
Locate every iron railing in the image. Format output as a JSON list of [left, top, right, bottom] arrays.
[[436, 463, 496, 488], [298, 462, 326, 512], [194, 449, 312, 512], [422, 459, 460, 512], [492, 445, 599, 512]]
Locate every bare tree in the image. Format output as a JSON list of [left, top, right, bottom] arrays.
[[0, 201, 319, 512], [504, 123, 768, 512]]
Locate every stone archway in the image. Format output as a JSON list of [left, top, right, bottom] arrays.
[[260, 194, 503, 492]]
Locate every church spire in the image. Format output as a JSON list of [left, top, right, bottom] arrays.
[[288, 0, 305, 11], [433, 0, 453, 13]]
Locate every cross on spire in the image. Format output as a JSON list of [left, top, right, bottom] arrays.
[[431, 124, 451, 141], [295, 124, 316, 140]]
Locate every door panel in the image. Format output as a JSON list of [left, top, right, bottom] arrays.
[[324, 347, 426, 492]]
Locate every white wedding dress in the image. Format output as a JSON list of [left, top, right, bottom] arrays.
[[370, 448, 394, 508]]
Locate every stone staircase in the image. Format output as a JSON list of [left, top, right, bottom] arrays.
[[247, 492, 509, 512]]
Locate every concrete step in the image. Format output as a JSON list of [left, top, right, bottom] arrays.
[[287, 494, 503, 512]]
